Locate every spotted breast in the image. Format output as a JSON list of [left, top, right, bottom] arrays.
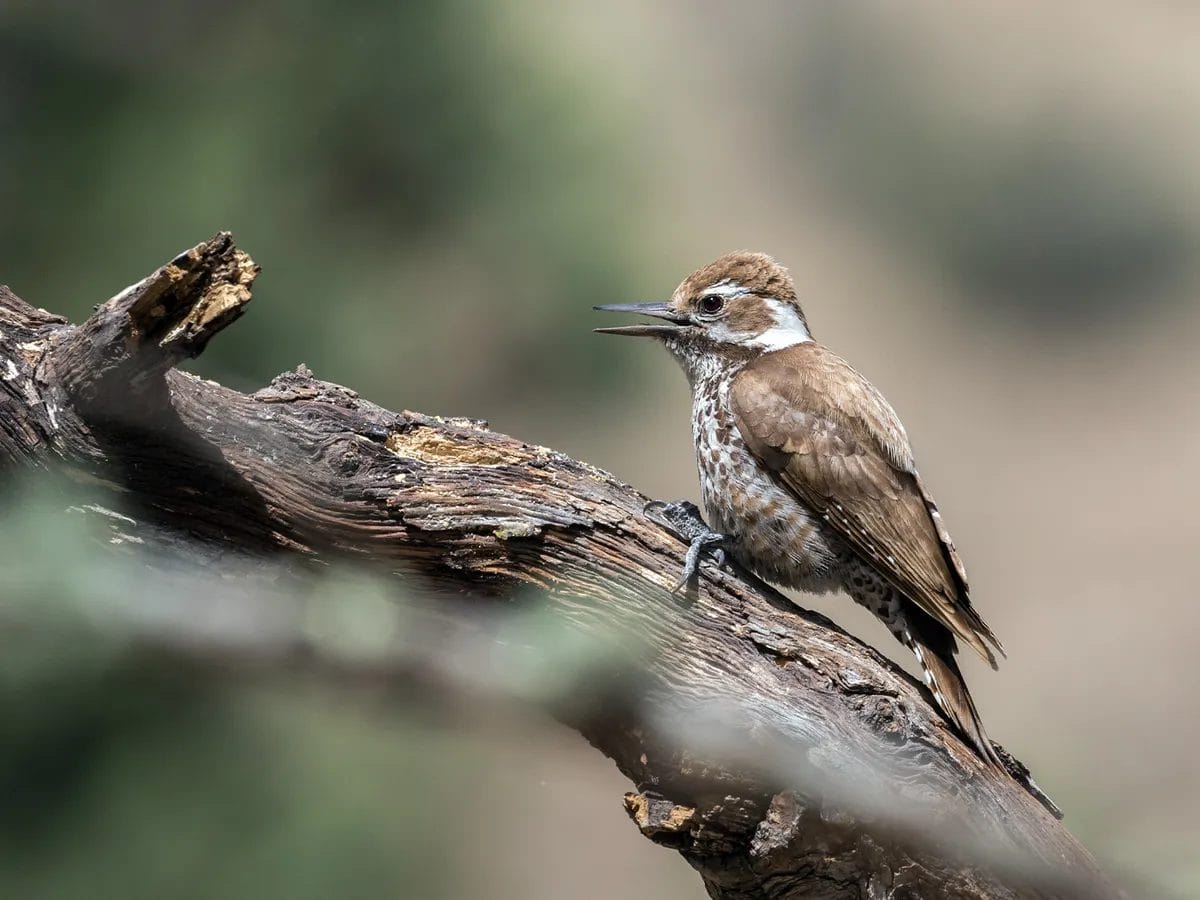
[[690, 367, 842, 593]]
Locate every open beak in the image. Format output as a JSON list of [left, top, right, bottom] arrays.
[[593, 302, 692, 337]]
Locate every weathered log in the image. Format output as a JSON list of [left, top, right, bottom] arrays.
[[0, 235, 1124, 900]]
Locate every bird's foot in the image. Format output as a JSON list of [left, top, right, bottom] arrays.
[[644, 500, 729, 593]]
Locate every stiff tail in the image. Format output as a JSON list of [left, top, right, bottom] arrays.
[[904, 624, 1005, 771], [898, 613, 1064, 816]]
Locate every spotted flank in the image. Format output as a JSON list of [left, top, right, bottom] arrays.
[[691, 370, 841, 592], [838, 558, 1003, 768]]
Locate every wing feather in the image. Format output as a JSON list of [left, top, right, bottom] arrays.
[[730, 345, 1004, 666]]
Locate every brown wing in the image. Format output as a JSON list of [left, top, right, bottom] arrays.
[[730, 344, 1004, 667]]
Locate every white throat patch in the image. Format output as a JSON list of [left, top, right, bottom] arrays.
[[748, 299, 811, 350]]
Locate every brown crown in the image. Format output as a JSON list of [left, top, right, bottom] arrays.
[[675, 251, 799, 305]]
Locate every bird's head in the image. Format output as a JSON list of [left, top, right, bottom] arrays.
[[595, 252, 811, 375]]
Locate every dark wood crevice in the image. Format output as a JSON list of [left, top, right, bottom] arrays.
[[0, 234, 1124, 900]]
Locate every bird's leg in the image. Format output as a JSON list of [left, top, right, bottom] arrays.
[[643, 500, 728, 592]]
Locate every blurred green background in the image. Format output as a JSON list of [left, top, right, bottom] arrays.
[[2, 1, 1199, 897]]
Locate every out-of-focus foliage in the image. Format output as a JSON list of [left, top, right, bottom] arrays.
[[784, 5, 1196, 326], [0, 488, 452, 899], [0, 0, 643, 406], [0, 479, 643, 899]]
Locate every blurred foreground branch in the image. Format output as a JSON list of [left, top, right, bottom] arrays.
[[0, 235, 1123, 900]]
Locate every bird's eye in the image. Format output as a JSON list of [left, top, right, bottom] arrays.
[[699, 294, 725, 315]]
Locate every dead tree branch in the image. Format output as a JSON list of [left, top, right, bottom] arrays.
[[0, 234, 1124, 900]]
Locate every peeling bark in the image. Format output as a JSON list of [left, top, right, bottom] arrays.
[[0, 235, 1124, 900]]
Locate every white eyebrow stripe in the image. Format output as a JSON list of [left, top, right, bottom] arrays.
[[703, 280, 750, 298]]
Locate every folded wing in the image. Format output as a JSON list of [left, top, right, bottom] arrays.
[[730, 344, 1004, 667]]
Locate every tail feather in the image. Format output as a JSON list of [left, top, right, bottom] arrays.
[[904, 621, 1065, 816], [905, 627, 1005, 771]]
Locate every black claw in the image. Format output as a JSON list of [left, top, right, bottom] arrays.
[[644, 500, 729, 591]]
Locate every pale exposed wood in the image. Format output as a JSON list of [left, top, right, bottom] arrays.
[[0, 235, 1124, 900]]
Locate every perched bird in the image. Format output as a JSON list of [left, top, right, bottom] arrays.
[[595, 252, 1006, 769]]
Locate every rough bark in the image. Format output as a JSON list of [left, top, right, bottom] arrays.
[[0, 234, 1124, 900]]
